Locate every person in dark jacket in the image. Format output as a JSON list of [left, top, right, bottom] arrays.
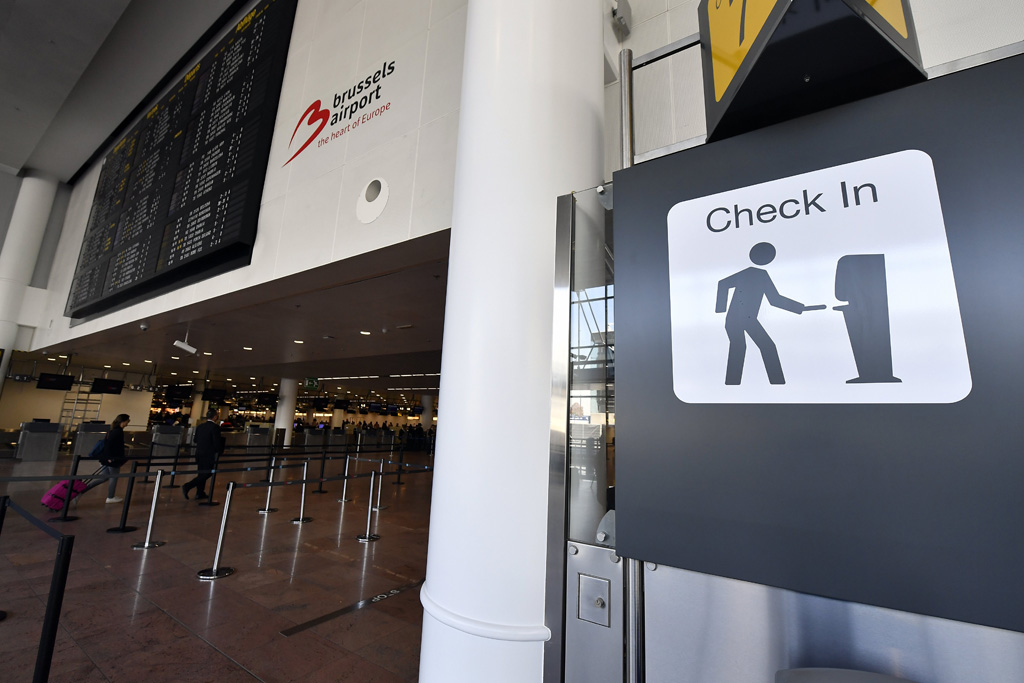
[[85, 413, 130, 503], [183, 408, 222, 500]]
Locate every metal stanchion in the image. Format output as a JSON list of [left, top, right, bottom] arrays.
[[49, 454, 81, 523], [107, 461, 139, 534], [357, 471, 380, 543], [133, 470, 167, 550], [258, 456, 278, 514], [373, 455, 389, 511], [337, 452, 353, 503], [35, 534, 74, 683], [198, 453, 221, 507], [163, 443, 181, 488], [393, 443, 406, 486], [312, 447, 328, 494], [262, 445, 274, 482], [291, 461, 312, 524], [197, 482, 236, 580]]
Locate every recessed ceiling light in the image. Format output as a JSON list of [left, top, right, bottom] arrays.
[[144, 360, 153, 363], [360, 331, 371, 336], [58, 355, 67, 359], [226, 378, 232, 381], [243, 346, 252, 351], [104, 365, 111, 368], [47, 357, 56, 361], [249, 377, 255, 380], [203, 352, 212, 356], [171, 372, 178, 376], [192, 370, 199, 374], [171, 356, 180, 360]]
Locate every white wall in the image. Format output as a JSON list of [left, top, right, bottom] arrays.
[[0, 380, 153, 430], [30, 0, 467, 351]]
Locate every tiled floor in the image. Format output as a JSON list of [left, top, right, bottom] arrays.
[[0, 447, 432, 682]]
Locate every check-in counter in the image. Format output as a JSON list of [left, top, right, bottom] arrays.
[[16, 422, 61, 461], [73, 422, 109, 457]]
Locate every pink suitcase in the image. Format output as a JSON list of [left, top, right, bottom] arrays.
[[41, 479, 88, 510]]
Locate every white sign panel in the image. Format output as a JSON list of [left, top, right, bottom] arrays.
[[667, 150, 971, 403]]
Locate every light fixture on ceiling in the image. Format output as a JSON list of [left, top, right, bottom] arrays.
[[359, 331, 371, 336], [243, 346, 252, 351], [293, 340, 304, 344]]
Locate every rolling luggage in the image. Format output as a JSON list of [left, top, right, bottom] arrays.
[[41, 479, 88, 510]]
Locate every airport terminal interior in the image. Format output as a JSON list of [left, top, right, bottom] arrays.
[[2, 0, 1024, 681]]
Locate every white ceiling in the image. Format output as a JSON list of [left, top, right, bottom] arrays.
[[1, 0, 451, 400]]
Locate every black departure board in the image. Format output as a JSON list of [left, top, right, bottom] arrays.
[[66, 0, 297, 319]]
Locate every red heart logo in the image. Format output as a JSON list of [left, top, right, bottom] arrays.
[[283, 100, 330, 166]]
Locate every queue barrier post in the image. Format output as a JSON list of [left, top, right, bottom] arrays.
[[197, 482, 235, 580], [393, 442, 406, 486], [133, 470, 166, 550], [291, 461, 312, 524], [163, 443, 182, 489], [107, 461, 139, 534], [198, 452, 221, 507], [258, 456, 278, 514], [338, 452, 353, 503], [357, 471, 380, 543], [312, 447, 328, 494], [373, 455, 388, 511]]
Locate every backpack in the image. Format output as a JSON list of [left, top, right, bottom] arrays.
[[90, 438, 126, 467]]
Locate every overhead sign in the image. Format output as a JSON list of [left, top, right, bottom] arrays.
[[666, 150, 970, 403], [705, 0, 782, 101]]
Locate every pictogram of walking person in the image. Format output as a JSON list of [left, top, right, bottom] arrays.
[[715, 242, 824, 385]]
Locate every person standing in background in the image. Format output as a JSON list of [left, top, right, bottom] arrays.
[[183, 408, 222, 500]]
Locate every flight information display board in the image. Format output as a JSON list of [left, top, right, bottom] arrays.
[[66, 0, 297, 319]]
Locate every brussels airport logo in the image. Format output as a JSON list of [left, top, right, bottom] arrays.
[[666, 150, 972, 404], [283, 60, 397, 166]]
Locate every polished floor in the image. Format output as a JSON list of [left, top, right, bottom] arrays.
[[0, 445, 432, 682]]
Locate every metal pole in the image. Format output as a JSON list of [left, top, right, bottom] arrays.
[[357, 472, 380, 542], [133, 470, 166, 549], [197, 482, 235, 580], [625, 558, 645, 683], [620, 48, 635, 170], [338, 453, 353, 503], [291, 461, 312, 524], [164, 443, 181, 488], [107, 461, 139, 534], [259, 456, 278, 513], [51, 454, 81, 522], [393, 442, 406, 486], [312, 446, 328, 494], [34, 534, 74, 683], [373, 451, 388, 511]]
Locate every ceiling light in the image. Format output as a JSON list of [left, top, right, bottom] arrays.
[[293, 340, 304, 344], [47, 357, 55, 361], [226, 378, 232, 381], [104, 365, 111, 368], [144, 360, 153, 363], [122, 362, 130, 366], [171, 356, 180, 360], [203, 352, 212, 356], [243, 346, 253, 350], [249, 377, 255, 380], [360, 331, 371, 336], [171, 372, 177, 376], [192, 370, 199, 374], [58, 355, 67, 359]]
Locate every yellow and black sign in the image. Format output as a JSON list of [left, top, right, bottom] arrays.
[[699, 0, 924, 141]]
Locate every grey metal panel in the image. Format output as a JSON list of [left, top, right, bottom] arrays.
[[544, 193, 574, 683], [645, 564, 1024, 683], [565, 543, 624, 683]]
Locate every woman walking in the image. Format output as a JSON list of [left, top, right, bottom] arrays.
[[85, 413, 130, 503]]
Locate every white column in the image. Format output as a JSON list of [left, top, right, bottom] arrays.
[[191, 391, 206, 422], [419, 1, 603, 680], [0, 173, 59, 395], [420, 393, 434, 428], [275, 378, 299, 446]]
